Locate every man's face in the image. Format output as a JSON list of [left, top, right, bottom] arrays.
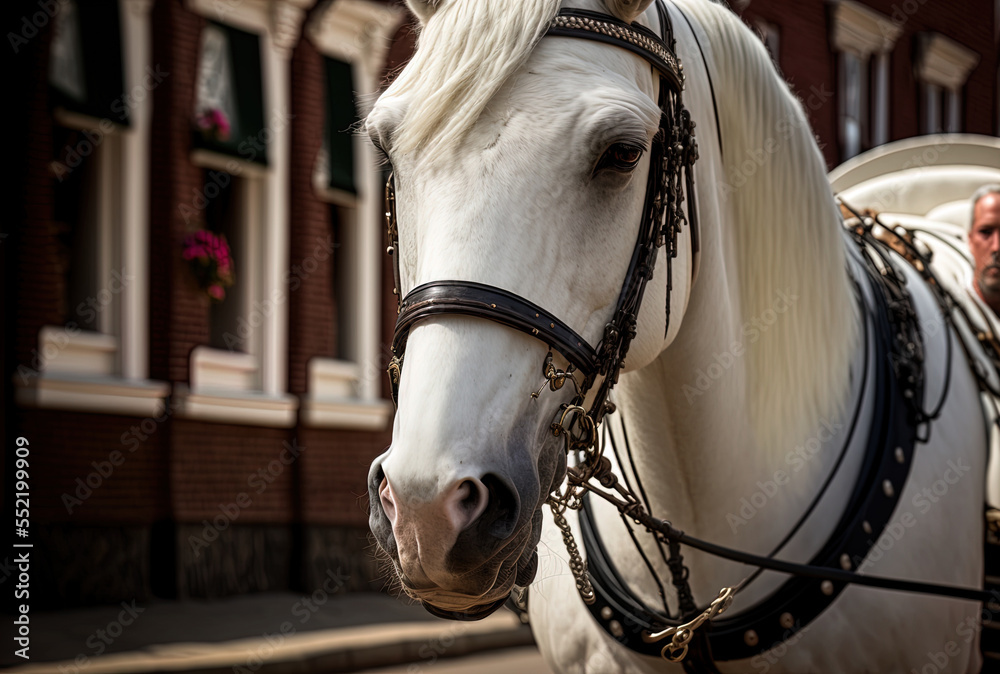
[[970, 192, 1000, 302]]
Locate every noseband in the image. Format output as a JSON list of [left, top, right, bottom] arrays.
[[385, 3, 700, 442]]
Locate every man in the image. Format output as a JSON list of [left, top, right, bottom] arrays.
[[969, 184, 1000, 316]]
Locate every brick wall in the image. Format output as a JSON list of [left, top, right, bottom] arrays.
[[149, 0, 209, 384], [859, 0, 997, 141], [16, 15, 60, 367], [170, 420, 295, 523], [22, 409, 169, 524], [739, 0, 998, 168], [288, 22, 336, 396], [298, 427, 392, 526]]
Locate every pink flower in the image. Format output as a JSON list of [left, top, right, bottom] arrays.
[[196, 108, 232, 142], [207, 284, 225, 301]]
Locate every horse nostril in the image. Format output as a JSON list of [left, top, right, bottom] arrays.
[[480, 474, 520, 539], [458, 479, 483, 512], [379, 477, 397, 525]]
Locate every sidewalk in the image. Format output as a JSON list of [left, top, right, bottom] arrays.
[[3, 592, 535, 674]]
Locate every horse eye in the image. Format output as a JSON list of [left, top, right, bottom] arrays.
[[595, 143, 644, 173]]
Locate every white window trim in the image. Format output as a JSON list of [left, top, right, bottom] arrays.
[[829, 1, 900, 159], [871, 51, 890, 147], [18, 0, 167, 418], [300, 0, 402, 430], [829, 0, 901, 57], [178, 0, 312, 426], [916, 32, 980, 91], [915, 33, 978, 136]]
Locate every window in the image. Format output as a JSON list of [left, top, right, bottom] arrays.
[[53, 126, 105, 333], [175, 0, 310, 427], [18, 0, 166, 416], [205, 173, 252, 354], [193, 22, 266, 164], [48, 0, 128, 126], [915, 33, 978, 136], [829, 0, 901, 161], [324, 57, 360, 198], [300, 0, 403, 429]]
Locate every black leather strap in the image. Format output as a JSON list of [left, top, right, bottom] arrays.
[[394, 281, 600, 376], [546, 8, 684, 93], [579, 253, 923, 661]]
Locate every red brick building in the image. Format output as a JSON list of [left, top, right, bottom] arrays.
[[6, 0, 411, 607], [733, 0, 998, 167], [3, 0, 996, 610]]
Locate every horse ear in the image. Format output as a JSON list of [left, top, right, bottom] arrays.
[[605, 0, 656, 24], [406, 0, 441, 23]]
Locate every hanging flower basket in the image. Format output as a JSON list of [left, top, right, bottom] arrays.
[[195, 107, 231, 143], [182, 230, 235, 302]]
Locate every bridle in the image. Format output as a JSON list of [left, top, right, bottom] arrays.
[[385, 2, 700, 455], [380, 0, 997, 667]]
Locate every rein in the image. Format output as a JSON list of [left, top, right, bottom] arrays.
[[380, 0, 995, 666]]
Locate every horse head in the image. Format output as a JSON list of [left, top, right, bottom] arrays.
[[365, 0, 696, 619]]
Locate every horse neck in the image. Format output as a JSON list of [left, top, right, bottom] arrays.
[[613, 0, 860, 552]]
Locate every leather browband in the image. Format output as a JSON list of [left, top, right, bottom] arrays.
[[393, 281, 600, 377], [547, 9, 685, 93]]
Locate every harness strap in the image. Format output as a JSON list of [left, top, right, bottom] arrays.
[[393, 280, 600, 376], [576, 226, 952, 661]]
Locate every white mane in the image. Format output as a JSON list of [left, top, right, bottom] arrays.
[[386, 0, 562, 158], [680, 0, 860, 452]]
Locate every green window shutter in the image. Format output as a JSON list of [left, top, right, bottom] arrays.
[[324, 57, 359, 195]]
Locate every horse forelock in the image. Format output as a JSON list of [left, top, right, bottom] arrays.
[[385, 0, 562, 158]]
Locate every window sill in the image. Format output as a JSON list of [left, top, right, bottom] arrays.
[[191, 148, 268, 178], [190, 346, 259, 391], [39, 327, 118, 378], [172, 384, 299, 428], [15, 374, 169, 417], [299, 396, 393, 430], [302, 358, 392, 429]]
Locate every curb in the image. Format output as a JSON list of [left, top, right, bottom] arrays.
[[8, 612, 534, 674]]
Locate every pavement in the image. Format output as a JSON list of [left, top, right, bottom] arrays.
[[2, 592, 537, 673]]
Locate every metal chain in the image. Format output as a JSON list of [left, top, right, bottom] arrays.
[[547, 496, 595, 604]]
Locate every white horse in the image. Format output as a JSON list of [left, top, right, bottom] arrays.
[[364, 0, 987, 671]]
